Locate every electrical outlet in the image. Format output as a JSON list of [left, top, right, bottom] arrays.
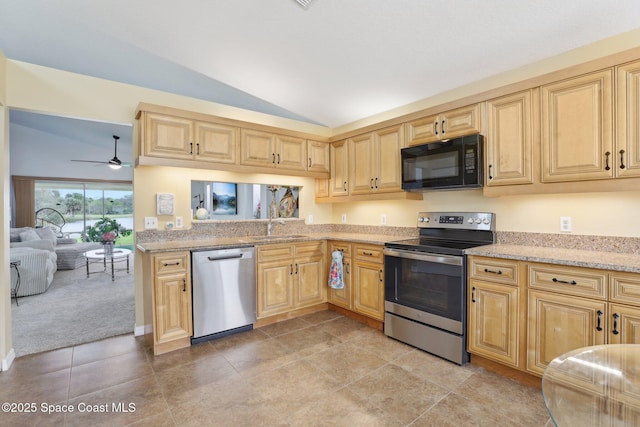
[[175, 216, 183, 228], [307, 214, 314, 224], [560, 216, 572, 233], [144, 217, 158, 230], [381, 214, 387, 225], [341, 213, 347, 224]]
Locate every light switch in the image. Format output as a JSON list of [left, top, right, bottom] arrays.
[[144, 217, 158, 230]]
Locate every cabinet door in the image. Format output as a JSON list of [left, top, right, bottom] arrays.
[[527, 290, 606, 376], [485, 90, 534, 186], [616, 60, 640, 178], [439, 104, 482, 140], [353, 261, 384, 321], [154, 272, 192, 344], [240, 129, 276, 167], [406, 114, 439, 146], [143, 113, 194, 160], [541, 70, 613, 182], [375, 124, 403, 193], [307, 140, 330, 173], [349, 133, 376, 195], [276, 135, 307, 171], [328, 242, 352, 310], [468, 280, 520, 368], [257, 260, 294, 318], [330, 140, 349, 196], [609, 304, 640, 344], [194, 121, 238, 164], [295, 256, 325, 307]]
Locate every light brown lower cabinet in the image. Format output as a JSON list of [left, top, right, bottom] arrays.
[[328, 242, 384, 321], [257, 241, 326, 319], [147, 251, 192, 355], [467, 256, 640, 379]]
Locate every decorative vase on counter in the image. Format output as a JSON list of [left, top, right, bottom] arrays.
[[269, 191, 279, 220], [279, 187, 296, 218]]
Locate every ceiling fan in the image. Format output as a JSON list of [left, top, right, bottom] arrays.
[[71, 135, 131, 169]]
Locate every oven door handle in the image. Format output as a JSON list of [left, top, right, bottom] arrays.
[[383, 248, 462, 266]]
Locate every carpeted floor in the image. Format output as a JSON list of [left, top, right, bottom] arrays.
[[10, 256, 135, 357]]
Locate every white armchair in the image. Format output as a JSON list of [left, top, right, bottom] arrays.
[[10, 246, 57, 297]]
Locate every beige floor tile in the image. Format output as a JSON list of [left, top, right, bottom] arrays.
[[208, 328, 269, 352], [348, 364, 450, 425], [71, 333, 146, 366], [300, 310, 344, 324], [0, 367, 70, 405], [411, 392, 516, 426], [275, 325, 343, 357], [306, 341, 388, 385], [0, 346, 72, 379], [392, 349, 478, 390], [317, 315, 368, 340], [349, 328, 414, 362], [220, 337, 298, 377], [257, 317, 312, 337], [146, 340, 217, 372]]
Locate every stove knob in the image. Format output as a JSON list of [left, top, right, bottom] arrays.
[[482, 218, 490, 224], [474, 218, 482, 224], [467, 218, 474, 224], [418, 217, 425, 223]]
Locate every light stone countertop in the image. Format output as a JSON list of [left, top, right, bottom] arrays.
[[136, 232, 400, 254], [466, 244, 640, 273]]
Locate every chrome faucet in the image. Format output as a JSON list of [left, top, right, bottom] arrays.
[[267, 218, 285, 236]]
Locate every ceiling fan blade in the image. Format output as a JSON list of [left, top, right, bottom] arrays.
[[71, 159, 109, 164]]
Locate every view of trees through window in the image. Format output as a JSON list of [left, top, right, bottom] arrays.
[[35, 181, 133, 246]]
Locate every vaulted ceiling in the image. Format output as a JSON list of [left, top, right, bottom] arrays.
[[1, 0, 640, 154]]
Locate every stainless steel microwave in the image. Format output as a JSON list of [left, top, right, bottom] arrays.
[[401, 134, 484, 191]]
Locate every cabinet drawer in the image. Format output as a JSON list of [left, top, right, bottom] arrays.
[[528, 264, 607, 299], [257, 244, 294, 262], [154, 252, 188, 275], [610, 272, 640, 305], [294, 241, 325, 258], [469, 257, 520, 286], [329, 241, 352, 257], [354, 244, 383, 263]]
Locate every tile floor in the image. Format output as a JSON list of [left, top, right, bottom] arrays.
[[0, 311, 552, 426]]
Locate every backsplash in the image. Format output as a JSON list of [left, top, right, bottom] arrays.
[[497, 231, 640, 254], [136, 220, 417, 244]]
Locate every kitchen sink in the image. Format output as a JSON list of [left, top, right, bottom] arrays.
[[243, 234, 308, 242]]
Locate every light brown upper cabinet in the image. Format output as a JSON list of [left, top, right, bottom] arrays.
[[406, 104, 481, 146], [484, 90, 537, 186], [307, 140, 330, 174], [616, 60, 640, 178], [349, 124, 404, 195], [240, 129, 307, 172], [141, 112, 238, 164], [541, 69, 614, 182], [329, 140, 349, 197]]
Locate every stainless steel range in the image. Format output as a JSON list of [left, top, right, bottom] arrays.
[[383, 211, 496, 365]]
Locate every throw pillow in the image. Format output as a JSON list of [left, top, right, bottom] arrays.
[[19, 229, 40, 242], [35, 226, 58, 246]]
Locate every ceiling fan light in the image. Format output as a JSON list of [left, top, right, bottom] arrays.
[[294, 0, 314, 8], [109, 163, 122, 170]]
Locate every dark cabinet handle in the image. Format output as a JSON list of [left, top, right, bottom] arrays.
[[488, 164, 493, 180], [370, 178, 374, 189], [596, 310, 603, 331], [189, 142, 193, 155], [295, 263, 298, 275], [484, 268, 502, 275], [434, 121, 438, 135], [471, 287, 476, 303], [345, 262, 350, 274], [441, 120, 446, 134], [196, 143, 200, 155], [162, 261, 180, 267], [308, 157, 312, 168], [182, 279, 186, 293], [605, 151, 611, 171], [612, 313, 620, 335], [378, 269, 383, 282], [343, 181, 347, 192], [374, 177, 378, 189], [620, 150, 626, 169], [277, 153, 280, 164], [552, 278, 577, 285], [272, 153, 276, 164], [363, 251, 374, 256]]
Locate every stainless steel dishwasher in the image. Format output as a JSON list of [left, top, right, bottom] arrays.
[[191, 246, 256, 343]]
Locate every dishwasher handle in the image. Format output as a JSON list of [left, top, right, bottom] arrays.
[[206, 253, 244, 262]]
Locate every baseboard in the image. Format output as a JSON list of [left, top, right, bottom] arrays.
[[2, 348, 16, 371], [134, 324, 151, 337]]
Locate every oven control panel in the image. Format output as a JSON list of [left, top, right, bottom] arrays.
[[417, 212, 495, 231]]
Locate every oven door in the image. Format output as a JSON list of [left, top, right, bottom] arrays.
[[383, 247, 466, 334]]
